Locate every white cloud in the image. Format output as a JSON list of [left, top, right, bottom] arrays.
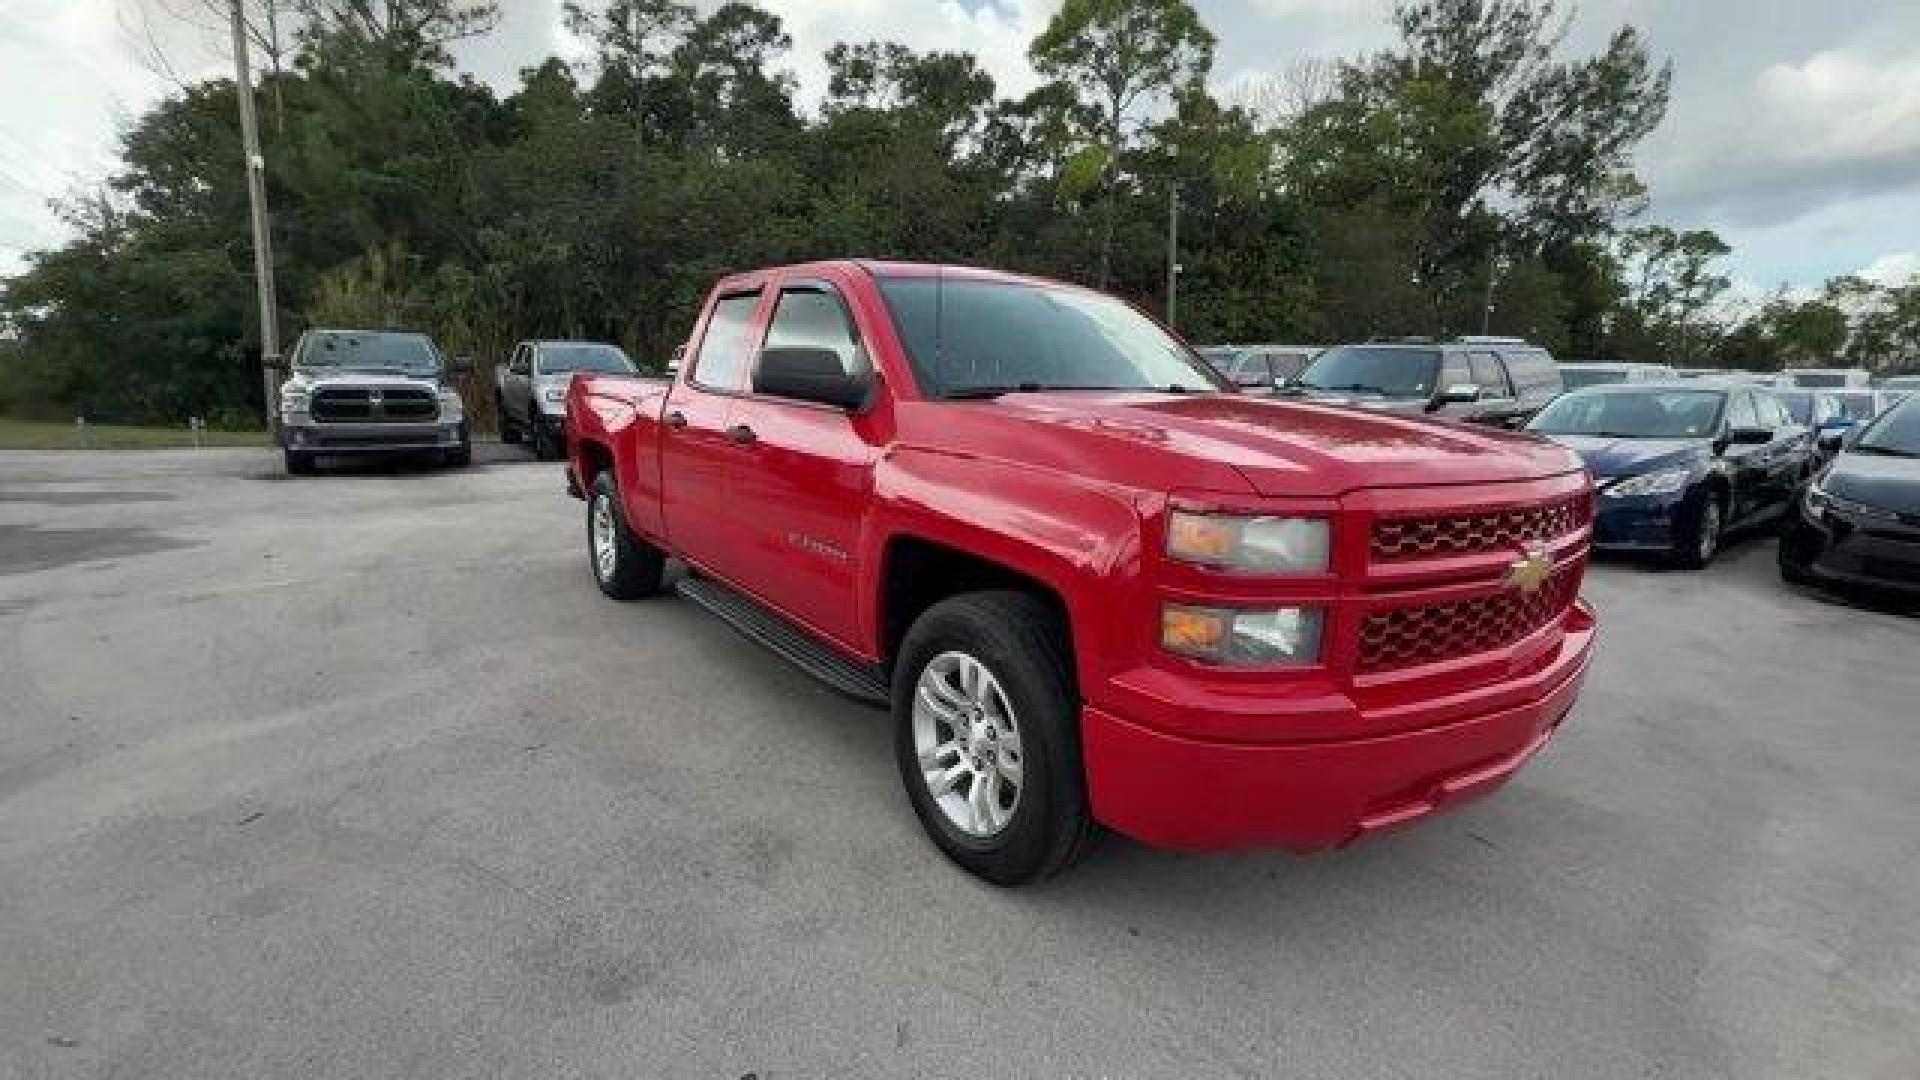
[[1861, 251, 1920, 287], [745, 0, 1057, 113]]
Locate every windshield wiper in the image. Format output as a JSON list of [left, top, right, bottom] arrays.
[[1852, 444, 1920, 458], [942, 383, 1198, 399], [1295, 382, 1395, 396]]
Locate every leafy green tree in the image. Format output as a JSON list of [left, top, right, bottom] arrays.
[[1030, 0, 1215, 287], [295, 0, 500, 67]]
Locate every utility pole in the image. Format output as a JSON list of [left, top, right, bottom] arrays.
[[231, 0, 282, 434], [1480, 242, 1504, 335], [1165, 182, 1180, 331]]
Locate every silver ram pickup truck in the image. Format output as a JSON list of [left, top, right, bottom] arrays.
[[277, 329, 472, 475]]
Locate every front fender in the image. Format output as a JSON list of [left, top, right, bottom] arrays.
[[866, 446, 1147, 698]]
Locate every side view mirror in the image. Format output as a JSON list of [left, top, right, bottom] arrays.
[[448, 355, 474, 376], [754, 347, 870, 411], [1728, 425, 1773, 445], [1437, 383, 1482, 405]]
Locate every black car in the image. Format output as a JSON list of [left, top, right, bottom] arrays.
[[1780, 394, 1920, 601], [1527, 382, 1815, 567], [1286, 337, 1562, 428]]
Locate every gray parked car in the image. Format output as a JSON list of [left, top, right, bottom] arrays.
[[497, 340, 638, 460], [1197, 344, 1321, 394], [1284, 336, 1563, 428], [278, 329, 472, 475]]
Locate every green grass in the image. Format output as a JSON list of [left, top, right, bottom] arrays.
[[0, 417, 269, 450]]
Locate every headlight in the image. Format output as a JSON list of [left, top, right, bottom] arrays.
[[1603, 469, 1691, 498], [542, 386, 567, 404], [279, 387, 308, 417], [437, 388, 464, 420], [1807, 479, 1898, 522], [1167, 511, 1330, 573], [1161, 604, 1324, 666]]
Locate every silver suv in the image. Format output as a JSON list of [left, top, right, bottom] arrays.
[[278, 329, 472, 475]]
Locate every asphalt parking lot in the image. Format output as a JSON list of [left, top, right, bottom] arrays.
[[3, 446, 1917, 1080]]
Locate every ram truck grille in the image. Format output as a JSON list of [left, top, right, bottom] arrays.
[[1371, 492, 1591, 562], [311, 385, 438, 424], [1358, 563, 1582, 673]]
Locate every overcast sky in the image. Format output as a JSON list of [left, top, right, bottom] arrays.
[[3, 0, 1917, 294]]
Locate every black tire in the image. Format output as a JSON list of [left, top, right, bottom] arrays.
[[500, 415, 522, 445], [284, 448, 315, 475], [891, 590, 1097, 886], [533, 421, 561, 462], [1671, 487, 1725, 570], [587, 470, 664, 600], [442, 442, 472, 468], [1778, 551, 1815, 587]]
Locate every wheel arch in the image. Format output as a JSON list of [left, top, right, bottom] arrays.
[[877, 534, 1076, 690]]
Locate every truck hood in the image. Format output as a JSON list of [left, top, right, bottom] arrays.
[[281, 370, 447, 392], [968, 392, 1582, 496]]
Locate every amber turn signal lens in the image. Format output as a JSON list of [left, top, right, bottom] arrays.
[[1161, 605, 1231, 654]]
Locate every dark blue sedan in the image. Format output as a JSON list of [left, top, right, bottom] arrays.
[[1527, 382, 1815, 567]]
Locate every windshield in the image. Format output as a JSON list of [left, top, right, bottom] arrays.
[[539, 343, 635, 376], [1560, 367, 1627, 389], [1773, 390, 1814, 424], [1856, 396, 1920, 455], [1294, 346, 1437, 398], [297, 331, 440, 373], [877, 277, 1221, 397], [1528, 389, 1725, 439]]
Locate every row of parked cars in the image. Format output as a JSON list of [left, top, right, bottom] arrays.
[[267, 263, 1912, 886], [1195, 338, 1920, 599]]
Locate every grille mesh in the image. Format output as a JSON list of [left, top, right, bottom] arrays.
[[1372, 493, 1590, 562], [311, 385, 438, 424], [1358, 563, 1581, 673]]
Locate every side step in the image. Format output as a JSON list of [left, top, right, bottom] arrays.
[[675, 575, 890, 707]]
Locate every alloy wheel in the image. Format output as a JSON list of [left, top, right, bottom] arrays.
[[912, 650, 1024, 838], [590, 493, 618, 581]]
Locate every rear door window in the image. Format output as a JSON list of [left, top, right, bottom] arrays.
[[1503, 350, 1560, 399], [1469, 352, 1512, 397], [689, 292, 763, 392], [1727, 391, 1759, 429]]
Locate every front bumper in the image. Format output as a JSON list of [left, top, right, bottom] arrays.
[[1082, 601, 1595, 852], [1781, 507, 1920, 598], [282, 420, 467, 453], [1590, 490, 1685, 551]]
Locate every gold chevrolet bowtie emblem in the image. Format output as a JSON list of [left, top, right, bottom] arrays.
[[1505, 545, 1554, 595]]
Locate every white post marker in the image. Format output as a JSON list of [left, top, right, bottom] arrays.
[[191, 416, 205, 448], [75, 417, 89, 449]]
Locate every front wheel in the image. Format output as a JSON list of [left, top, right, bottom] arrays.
[[441, 442, 471, 468], [1672, 489, 1724, 569], [284, 448, 315, 475], [587, 471, 664, 600], [892, 591, 1096, 886]]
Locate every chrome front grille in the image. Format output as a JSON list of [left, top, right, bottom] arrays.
[[310, 385, 438, 424], [1372, 492, 1591, 562]]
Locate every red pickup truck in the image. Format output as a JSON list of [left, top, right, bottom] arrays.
[[567, 261, 1596, 885]]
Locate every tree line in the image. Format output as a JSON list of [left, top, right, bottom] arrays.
[[2, 0, 1916, 428]]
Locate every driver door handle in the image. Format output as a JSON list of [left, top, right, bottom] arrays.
[[725, 424, 757, 447], [665, 410, 687, 429]]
